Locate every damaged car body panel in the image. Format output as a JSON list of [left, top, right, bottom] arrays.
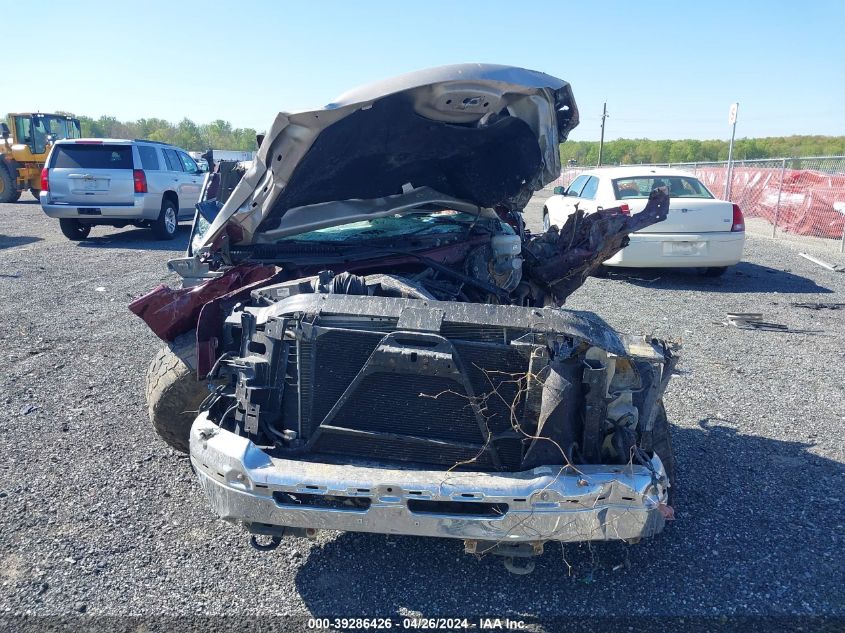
[[196, 64, 578, 248], [132, 64, 678, 568]]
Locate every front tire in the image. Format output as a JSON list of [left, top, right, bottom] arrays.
[[59, 219, 91, 240], [145, 331, 208, 453], [650, 401, 676, 505], [152, 198, 178, 240], [0, 168, 20, 203]]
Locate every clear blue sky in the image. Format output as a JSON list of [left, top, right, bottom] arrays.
[[6, 0, 844, 141]]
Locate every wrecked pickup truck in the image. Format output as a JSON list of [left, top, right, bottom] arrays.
[[131, 64, 676, 572]]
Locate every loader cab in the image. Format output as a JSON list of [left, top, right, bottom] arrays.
[[8, 113, 81, 157]]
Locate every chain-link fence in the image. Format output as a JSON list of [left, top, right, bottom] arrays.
[[551, 156, 845, 253]]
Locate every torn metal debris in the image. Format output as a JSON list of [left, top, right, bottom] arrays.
[[791, 301, 845, 310], [523, 188, 670, 303], [721, 312, 814, 334]]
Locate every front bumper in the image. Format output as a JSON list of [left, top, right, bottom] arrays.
[[190, 413, 669, 544]]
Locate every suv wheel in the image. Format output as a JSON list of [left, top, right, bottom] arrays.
[[145, 331, 208, 453], [152, 199, 178, 240], [0, 168, 20, 203], [59, 219, 92, 240]]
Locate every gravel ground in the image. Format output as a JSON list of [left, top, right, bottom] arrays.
[[0, 192, 843, 625]]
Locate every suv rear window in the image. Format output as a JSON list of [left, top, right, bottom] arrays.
[[52, 144, 133, 169], [137, 145, 161, 170]]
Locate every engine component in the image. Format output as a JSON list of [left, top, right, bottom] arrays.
[[465, 229, 523, 293]]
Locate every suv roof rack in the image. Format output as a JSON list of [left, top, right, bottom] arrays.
[[133, 139, 172, 146]]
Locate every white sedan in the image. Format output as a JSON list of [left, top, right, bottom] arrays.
[[543, 167, 746, 276]]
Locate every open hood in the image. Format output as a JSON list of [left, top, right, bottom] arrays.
[[198, 64, 579, 248]]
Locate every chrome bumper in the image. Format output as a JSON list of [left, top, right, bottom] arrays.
[[190, 413, 669, 544]]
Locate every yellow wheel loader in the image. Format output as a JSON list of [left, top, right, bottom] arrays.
[[0, 113, 81, 202]]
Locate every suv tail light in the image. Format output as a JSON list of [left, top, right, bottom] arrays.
[[731, 204, 745, 232], [619, 203, 630, 215], [40, 168, 49, 192], [133, 169, 147, 194]]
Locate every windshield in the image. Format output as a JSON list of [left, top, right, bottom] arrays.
[[278, 210, 482, 243], [191, 209, 486, 255], [45, 116, 82, 139], [30, 115, 82, 153], [613, 176, 714, 199]]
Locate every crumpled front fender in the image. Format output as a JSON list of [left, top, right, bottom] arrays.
[[128, 263, 279, 344]]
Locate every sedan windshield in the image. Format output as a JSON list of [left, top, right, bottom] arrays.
[[613, 176, 713, 200]]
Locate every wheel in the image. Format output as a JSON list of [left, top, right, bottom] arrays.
[[145, 331, 208, 453], [542, 210, 551, 232], [0, 167, 20, 203], [30, 188, 40, 200], [650, 401, 676, 506], [59, 219, 91, 240], [152, 198, 178, 240], [703, 266, 727, 277]]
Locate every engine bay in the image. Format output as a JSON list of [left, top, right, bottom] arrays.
[[197, 277, 676, 476]]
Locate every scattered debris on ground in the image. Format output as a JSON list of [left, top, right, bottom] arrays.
[[791, 301, 845, 310], [721, 312, 794, 332], [799, 252, 844, 272]]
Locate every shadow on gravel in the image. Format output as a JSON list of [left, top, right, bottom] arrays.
[[76, 226, 190, 252], [0, 234, 42, 250], [609, 261, 832, 294], [294, 423, 843, 618]]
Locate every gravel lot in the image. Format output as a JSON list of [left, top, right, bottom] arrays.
[[1, 191, 843, 625]]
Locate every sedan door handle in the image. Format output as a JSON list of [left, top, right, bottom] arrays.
[[596, 206, 603, 211]]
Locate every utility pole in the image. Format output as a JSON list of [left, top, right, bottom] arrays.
[[724, 102, 739, 199], [597, 102, 608, 166]]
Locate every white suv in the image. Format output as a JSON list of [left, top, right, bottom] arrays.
[[39, 139, 205, 240]]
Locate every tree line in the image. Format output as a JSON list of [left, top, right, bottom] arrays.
[[70, 114, 260, 152], [560, 135, 845, 165], [58, 113, 845, 162]]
